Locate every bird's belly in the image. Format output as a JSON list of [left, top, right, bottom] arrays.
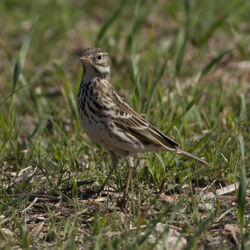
[[80, 117, 105, 145], [81, 121, 120, 150], [79, 111, 157, 154]]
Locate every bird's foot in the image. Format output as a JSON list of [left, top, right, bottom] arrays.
[[117, 192, 128, 210]]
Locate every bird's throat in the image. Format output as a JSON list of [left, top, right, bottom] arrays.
[[83, 64, 111, 82]]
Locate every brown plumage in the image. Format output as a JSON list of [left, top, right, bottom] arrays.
[[77, 48, 208, 201]]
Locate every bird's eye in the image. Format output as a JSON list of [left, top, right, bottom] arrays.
[[97, 53, 103, 60]]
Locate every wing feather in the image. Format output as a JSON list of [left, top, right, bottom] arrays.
[[109, 91, 179, 150]]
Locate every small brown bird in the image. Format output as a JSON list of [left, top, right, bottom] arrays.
[[77, 48, 208, 200]]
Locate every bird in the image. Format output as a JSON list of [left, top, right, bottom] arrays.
[[77, 47, 209, 202]]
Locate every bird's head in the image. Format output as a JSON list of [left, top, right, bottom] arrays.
[[79, 48, 111, 77]]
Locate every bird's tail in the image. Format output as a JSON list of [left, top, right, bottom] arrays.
[[175, 149, 209, 167]]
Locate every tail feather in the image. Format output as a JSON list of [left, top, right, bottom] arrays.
[[176, 149, 209, 167], [147, 127, 209, 166]]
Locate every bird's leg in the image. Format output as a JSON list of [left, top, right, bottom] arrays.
[[123, 156, 134, 201], [97, 152, 119, 195]]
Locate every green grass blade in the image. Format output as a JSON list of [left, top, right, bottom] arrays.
[[239, 93, 247, 121], [201, 14, 227, 45], [145, 59, 168, 116], [126, 0, 156, 53], [128, 0, 144, 109], [192, 105, 204, 128], [15, 218, 31, 248], [175, 35, 188, 76], [0, 84, 29, 109], [95, 0, 128, 46], [184, 216, 211, 250], [53, 63, 78, 121], [27, 110, 52, 143], [175, 0, 190, 76], [165, 93, 200, 134], [125, 0, 143, 52], [196, 49, 232, 82], [237, 134, 246, 234], [193, 133, 211, 151], [1, 192, 32, 211], [9, 17, 38, 121], [65, 230, 76, 250]]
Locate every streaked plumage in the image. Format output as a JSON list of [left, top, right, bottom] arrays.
[[77, 48, 208, 200]]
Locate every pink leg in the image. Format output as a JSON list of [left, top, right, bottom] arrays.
[[123, 156, 133, 200]]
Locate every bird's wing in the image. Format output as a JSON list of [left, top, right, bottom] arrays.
[[108, 90, 179, 150]]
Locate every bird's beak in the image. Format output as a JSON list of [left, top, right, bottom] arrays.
[[79, 56, 90, 62]]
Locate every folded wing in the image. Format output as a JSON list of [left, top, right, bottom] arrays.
[[109, 90, 179, 151]]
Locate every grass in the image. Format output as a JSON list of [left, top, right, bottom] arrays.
[[0, 0, 249, 249]]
